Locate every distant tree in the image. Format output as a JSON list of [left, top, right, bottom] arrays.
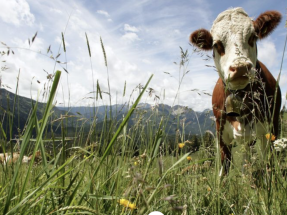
[[203, 132, 214, 148], [191, 135, 200, 151], [203, 131, 215, 157]]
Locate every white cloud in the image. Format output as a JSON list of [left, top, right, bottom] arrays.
[[11, 36, 45, 56], [0, 0, 35, 26], [96, 10, 112, 22], [124, 24, 139, 32], [49, 8, 63, 14], [121, 32, 140, 43], [121, 24, 140, 44], [257, 39, 277, 68], [97, 10, 110, 17], [70, 15, 90, 31], [142, 59, 151, 64], [174, 29, 181, 35]]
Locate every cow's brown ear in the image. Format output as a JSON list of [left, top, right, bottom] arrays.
[[190, 29, 213, 50], [254, 11, 281, 39]]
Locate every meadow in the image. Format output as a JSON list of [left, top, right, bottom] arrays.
[[0, 31, 287, 215]]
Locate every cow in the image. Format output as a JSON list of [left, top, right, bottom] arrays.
[[189, 8, 282, 174], [0, 153, 29, 165], [0, 151, 42, 165]]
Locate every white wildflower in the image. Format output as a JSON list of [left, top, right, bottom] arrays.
[[273, 138, 287, 152]]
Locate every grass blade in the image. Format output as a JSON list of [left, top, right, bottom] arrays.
[[90, 74, 153, 180], [3, 101, 38, 214], [3, 71, 62, 214], [62, 32, 66, 52]]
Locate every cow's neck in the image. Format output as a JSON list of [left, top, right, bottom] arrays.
[[224, 60, 264, 124]]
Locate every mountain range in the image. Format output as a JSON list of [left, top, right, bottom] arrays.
[[57, 102, 216, 135], [0, 88, 215, 138]]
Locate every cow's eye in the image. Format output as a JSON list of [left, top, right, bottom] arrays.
[[248, 34, 258, 47], [213, 41, 225, 56]]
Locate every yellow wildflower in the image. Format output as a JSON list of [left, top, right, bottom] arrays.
[[128, 203, 137, 210], [134, 161, 138, 166], [119, 199, 129, 206], [187, 156, 192, 161], [265, 133, 276, 141], [118, 199, 137, 210], [178, 143, 185, 148], [207, 186, 211, 192]]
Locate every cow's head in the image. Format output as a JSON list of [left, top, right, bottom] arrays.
[[190, 8, 281, 90]]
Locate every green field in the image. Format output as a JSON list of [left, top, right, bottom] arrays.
[[1, 34, 287, 215], [0, 72, 287, 215]]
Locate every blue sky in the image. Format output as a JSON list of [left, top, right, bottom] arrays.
[[0, 0, 286, 111]]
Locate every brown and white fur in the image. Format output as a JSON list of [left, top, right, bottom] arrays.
[[190, 8, 282, 173], [0, 151, 42, 165]]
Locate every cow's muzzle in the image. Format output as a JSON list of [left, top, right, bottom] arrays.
[[229, 62, 252, 80]]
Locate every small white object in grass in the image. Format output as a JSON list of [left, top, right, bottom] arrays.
[[149, 212, 164, 215], [273, 138, 287, 152], [219, 166, 223, 177], [22, 156, 30, 163]]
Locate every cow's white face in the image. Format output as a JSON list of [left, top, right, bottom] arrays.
[[190, 8, 281, 91], [211, 9, 257, 90]]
